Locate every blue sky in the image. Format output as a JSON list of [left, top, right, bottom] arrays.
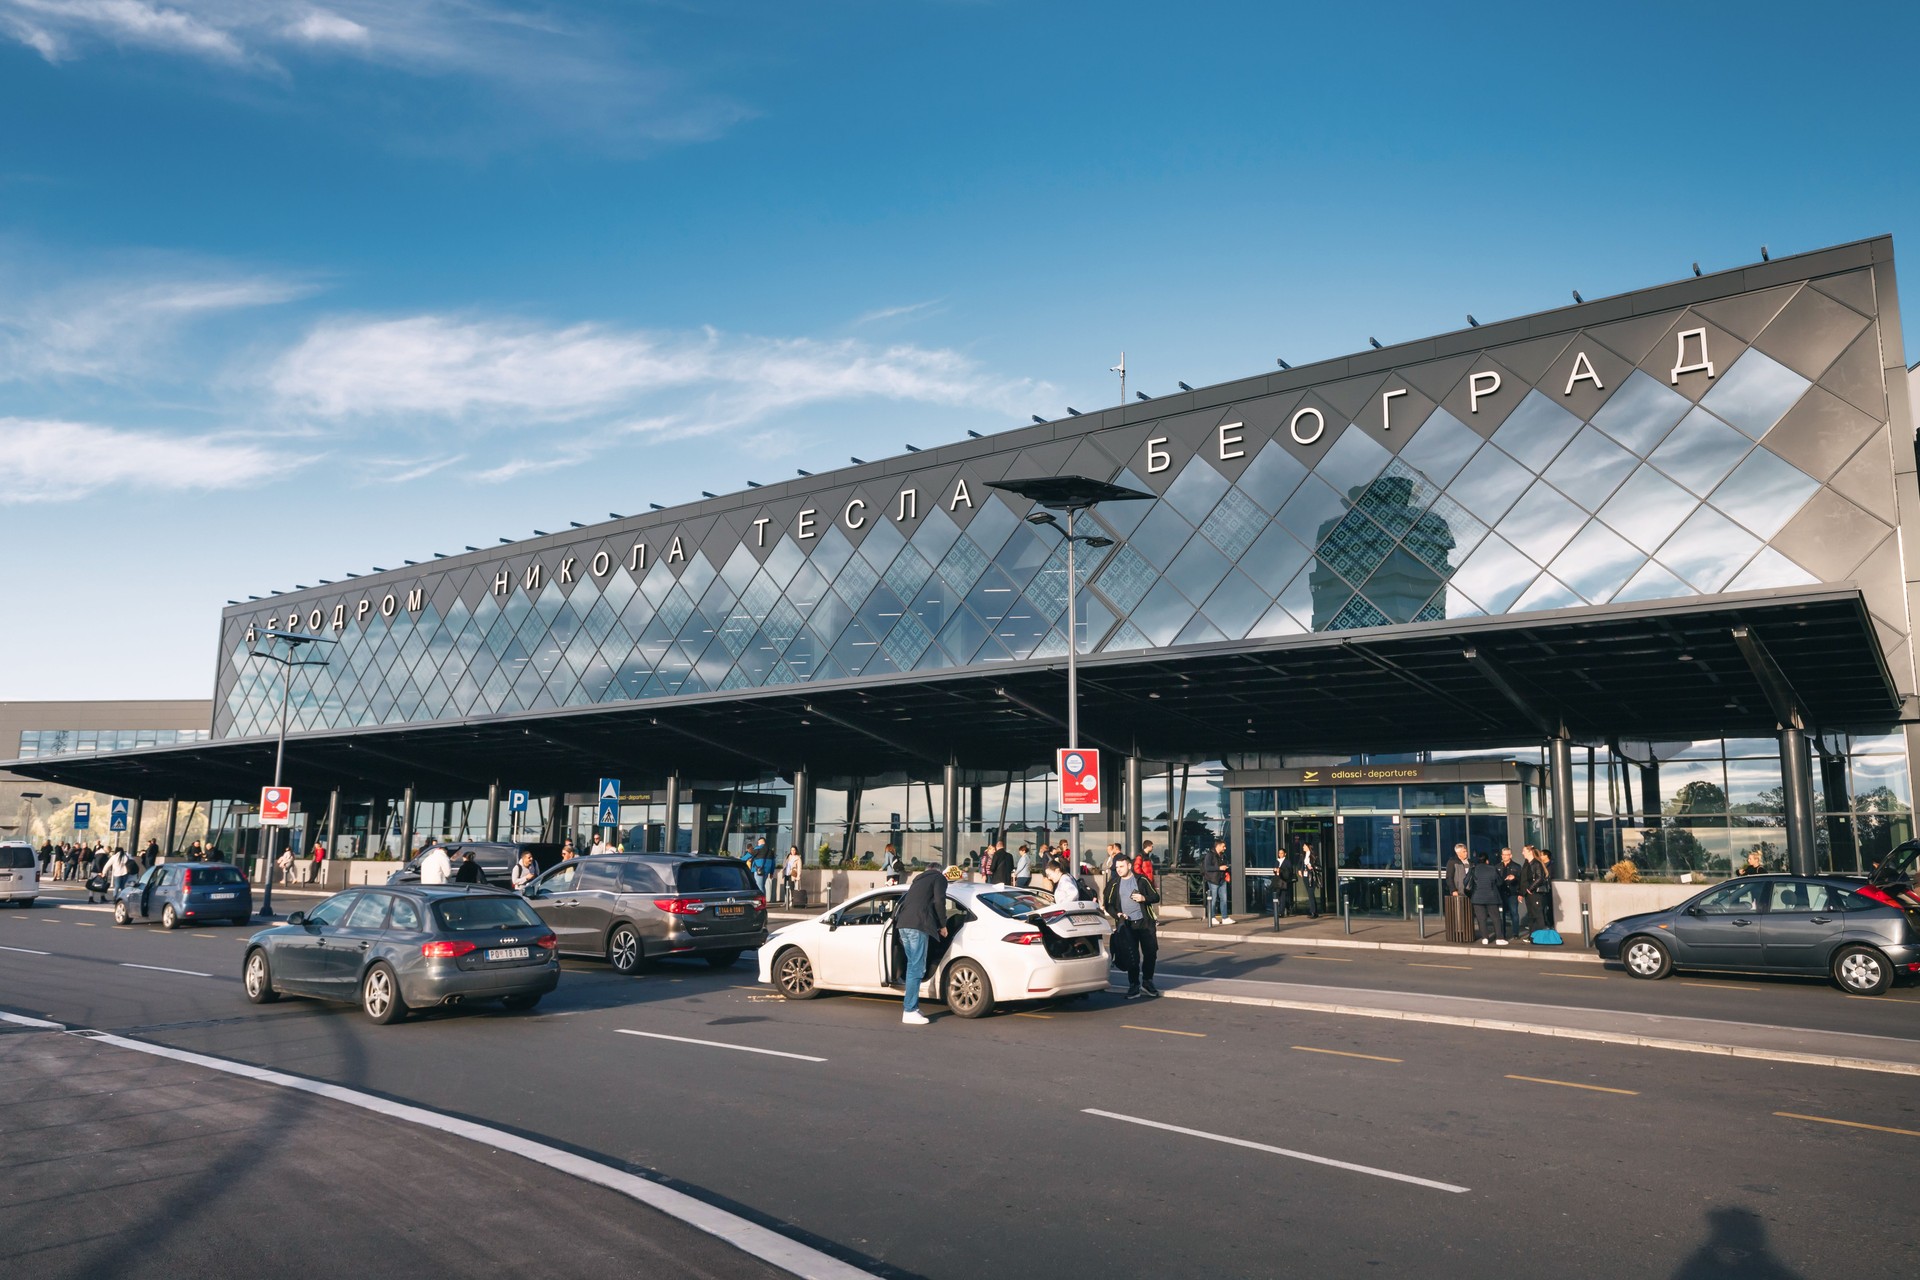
[[2, 0, 1916, 700]]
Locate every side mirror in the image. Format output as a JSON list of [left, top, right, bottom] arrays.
[[287, 910, 307, 925], [1684, 906, 1702, 917], [826, 915, 840, 931]]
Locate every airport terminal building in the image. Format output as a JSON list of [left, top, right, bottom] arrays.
[[14, 237, 1919, 918]]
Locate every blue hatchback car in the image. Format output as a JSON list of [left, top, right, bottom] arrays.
[[113, 862, 253, 929]]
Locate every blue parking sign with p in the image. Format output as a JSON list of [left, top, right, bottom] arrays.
[[110, 798, 130, 832], [508, 789, 529, 814], [597, 778, 620, 826]]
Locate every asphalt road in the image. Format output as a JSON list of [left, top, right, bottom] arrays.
[[4, 898, 1919, 1279]]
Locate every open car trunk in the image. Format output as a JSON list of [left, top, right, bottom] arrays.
[[1031, 905, 1109, 960]]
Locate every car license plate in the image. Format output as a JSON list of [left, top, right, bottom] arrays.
[[211, 892, 235, 899], [717, 905, 744, 917], [487, 946, 530, 961]]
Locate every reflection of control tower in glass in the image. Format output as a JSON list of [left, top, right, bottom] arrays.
[[1310, 473, 1454, 629]]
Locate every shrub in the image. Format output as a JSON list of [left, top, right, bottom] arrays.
[[1609, 859, 1640, 883]]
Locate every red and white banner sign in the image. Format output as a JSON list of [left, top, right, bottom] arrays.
[[1057, 748, 1102, 814], [260, 786, 293, 827]]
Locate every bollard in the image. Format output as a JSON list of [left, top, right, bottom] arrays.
[[1416, 896, 1426, 940], [1342, 885, 1352, 935], [1581, 903, 1592, 949]]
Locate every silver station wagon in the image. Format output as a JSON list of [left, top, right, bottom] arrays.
[[523, 854, 768, 974]]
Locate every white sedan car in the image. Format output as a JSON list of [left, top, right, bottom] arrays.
[[758, 881, 1111, 1017]]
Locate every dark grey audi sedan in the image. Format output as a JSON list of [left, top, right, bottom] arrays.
[[1595, 855, 1920, 995], [524, 853, 768, 974], [243, 885, 559, 1023]]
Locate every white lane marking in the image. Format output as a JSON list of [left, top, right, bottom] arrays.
[[1083, 1109, 1470, 1194], [614, 1029, 826, 1063], [66, 1029, 873, 1279], [1, 1011, 64, 1028], [0, 945, 52, 956], [120, 963, 214, 978]]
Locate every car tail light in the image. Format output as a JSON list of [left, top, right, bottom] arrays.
[[1002, 930, 1044, 946], [533, 933, 558, 950], [1856, 885, 1902, 909], [752, 896, 767, 912], [422, 940, 478, 958], [653, 897, 704, 915], [181, 870, 194, 887]]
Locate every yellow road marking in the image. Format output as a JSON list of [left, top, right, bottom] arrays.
[[1774, 1111, 1920, 1138], [1014, 1012, 1053, 1019], [1292, 1045, 1402, 1063], [1124, 1025, 1206, 1038], [730, 985, 762, 991], [72, 923, 95, 928], [849, 995, 896, 1003], [1539, 972, 1607, 980], [1505, 1074, 1637, 1095], [1408, 963, 1473, 970], [1293, 955, 1353, 962], [1682, 981, 1756, 991]]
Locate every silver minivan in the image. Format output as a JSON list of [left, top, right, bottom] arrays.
[[0, 841, 39, 907], [525, 854, 768, 974]]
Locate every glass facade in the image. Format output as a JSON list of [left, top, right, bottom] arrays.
[[214, 264, 1906, 750], [17, 729, 211, 759]]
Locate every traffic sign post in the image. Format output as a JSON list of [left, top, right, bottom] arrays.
[[1058, 748, 1102, 814], [508, 789, 529, 840], [73, 802, 91, 831], [597, 778, 620, 843], [109, 798, 130, 833], [260, 787, 293, 827]]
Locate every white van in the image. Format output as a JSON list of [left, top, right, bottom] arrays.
[[0, 841, 39, 906]]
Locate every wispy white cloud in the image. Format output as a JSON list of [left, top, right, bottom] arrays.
[[854, 299, 946, 327], [0, 416, 305, 502], [0, 267, 314, 382], [269, 314, 1048, 434], [0, 1, 753, 149]]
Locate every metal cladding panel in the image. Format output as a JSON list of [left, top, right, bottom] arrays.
[[211, 239, 1915, 742]]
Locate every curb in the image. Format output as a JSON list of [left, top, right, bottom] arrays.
[[1156, 929, 1604, 964], [1157, 987, 1920, 1077]]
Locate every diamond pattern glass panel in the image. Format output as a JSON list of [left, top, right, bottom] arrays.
[[1547, 520, 1644, 604], [1647, 406, 1752, 497], [1709, 450, 1821, 540], [1496, 481, 1586, 565], [1237, 441, 1308, 513], [1656, 506, 1762, 592], [1165, 457, 1230, 523], [1590, 370, 1691, 455], [1490, 390, 1582, 471], [1543, 427, 1639, 512], [1399, 407, 1481, 486], [1599, 466, 1697, 554], [1701, 349, 1811, 439], [1199, 486, 1266, 558]]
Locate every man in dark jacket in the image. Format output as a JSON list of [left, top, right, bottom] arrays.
[[895, 866, 950, 1026], [1101, 853, 1160, 998], [1466, 853, 1505, 945], [987, 841, 1015, 886], [1273, 847, 1298, 918], [1201, 838, 1232, 926], [1495, 848, 1523, 940], [1522, 846, 1554, 936]]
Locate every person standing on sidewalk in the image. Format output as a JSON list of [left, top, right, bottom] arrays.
[[1102, 853, 1160, 998], [1466, 852, 1505, 945], [1013, 843, 1033, 889], [103, 845, 134, 901], [1444, 844, 1472, 942], [987, 840, 1014, 887], [1524, 847, 1555, 936], [1202, 838, 1232, 926], [1496, 848, 1523, 940], [895, 864, 949, 1026], [782, 845, 802, 905], [1274, 846, 1298, 918], [1296, 843, 1321, 919], [512, 849, 539, 894]]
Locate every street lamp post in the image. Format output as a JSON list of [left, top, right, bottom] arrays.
[[247, 629, 337, 919], [986, 476, 1153, 867]]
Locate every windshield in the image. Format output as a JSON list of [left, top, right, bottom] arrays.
[[676, 861, 754, 894], [978, 889, 1056, 918], [432, 896, 544, 932]]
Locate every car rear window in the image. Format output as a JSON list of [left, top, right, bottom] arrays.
[[676, 861, 754, 894], [432, 896, 544, 933], [0, 848, 35, 870], [192, 866, 247, 885], [979, 890, 1054, 917]]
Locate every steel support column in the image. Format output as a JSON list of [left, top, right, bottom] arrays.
[[126, 797, 143, 855], [791, 767, 810, 856], [485, 781, 500, 841], [162, 797, 178, 856], [1125, 754, 1143, 860], [1780, 727, 1817, 876], [324, 788, 340, 857], [1548, 735, 1577, 881], [398, 785, 415, 860], [663, 774, 681, 855], [942, 762, 959, 867]]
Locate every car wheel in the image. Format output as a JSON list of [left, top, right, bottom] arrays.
[[361, 963, 408, 1024], [607, 924, 643, 976], [705, 950, 742, 970], [773, 947, 819, 999], [500, 992, 542, 1012], [1833, 945, 1892, 996], [160, 904, 179, 931], [113, 900, 129, 926], [243, 949, 281, 1004], [1621, 936, 1671, 980], [944, 959, 995, 1018]]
